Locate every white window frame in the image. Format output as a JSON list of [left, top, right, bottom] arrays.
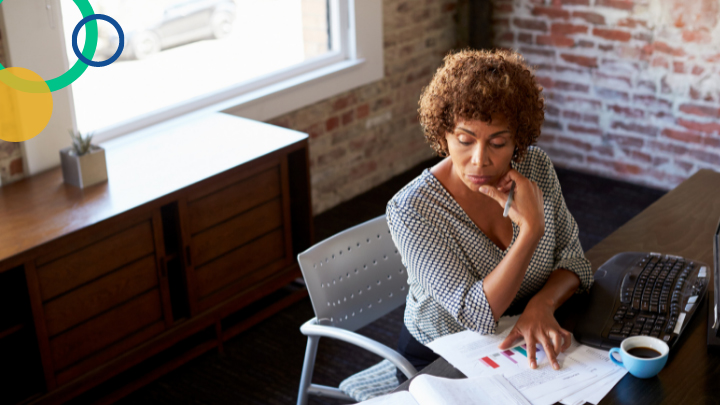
[[0, 0, 383, 176]]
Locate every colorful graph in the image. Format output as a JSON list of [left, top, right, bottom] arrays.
[[502, 350, 518, 364], [480, 356, 500, 369]]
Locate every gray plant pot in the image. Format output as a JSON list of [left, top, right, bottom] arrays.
[[60, 145, 108, 188]]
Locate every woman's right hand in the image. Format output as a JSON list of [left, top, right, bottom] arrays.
[[479, 169, 545, 240]]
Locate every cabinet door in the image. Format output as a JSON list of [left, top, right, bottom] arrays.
[[180, 156, 294, 314], [34, 211, 172, 385]]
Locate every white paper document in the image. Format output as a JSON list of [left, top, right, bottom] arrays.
[[358, 374, 531, 405], [426, 316, 626, 405]]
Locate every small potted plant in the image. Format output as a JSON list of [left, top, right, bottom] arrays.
[[60, 130, 108, 188]]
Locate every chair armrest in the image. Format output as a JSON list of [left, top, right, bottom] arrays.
[[300, 318, 418, 379]]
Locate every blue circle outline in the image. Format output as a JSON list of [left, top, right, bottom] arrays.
[[72, 14, 124, 67]]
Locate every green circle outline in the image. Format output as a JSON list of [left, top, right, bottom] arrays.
[[0, 0, 97, 93]]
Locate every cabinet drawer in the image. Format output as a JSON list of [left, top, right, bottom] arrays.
[[43, 255, 159, 337], [191, 199, 283, 267], [37, 221, 155, 301], [187, 167, 281, 234], [195, 229, 285, 298], [49, 289, 164, 371]]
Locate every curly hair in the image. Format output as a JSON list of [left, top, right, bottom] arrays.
[[418, 48, 545, 162]]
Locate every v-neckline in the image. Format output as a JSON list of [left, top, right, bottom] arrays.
[[423, 168, 519, 256]]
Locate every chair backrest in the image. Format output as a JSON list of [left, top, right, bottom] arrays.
[[298, 215, 409, 332]]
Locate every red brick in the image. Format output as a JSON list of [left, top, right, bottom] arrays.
[[326, 116, 340, 132], [578, 40, 595, 48], [513, 18, 548, 31], [683, 29, 711, 44], [705, 136, 720, 149], [606, 133, 644, 147], [597, 0, 634, 10], [443, 2, 456, 12], [551, 23, 588, 36], [356, 104, 370, 120], [662, 128, 703, 144], [677, 118, 720, 134], [532, 6, 570, 19], [493, 18, 510, 29], [593, 28, 632, 42], [555, 80, 590, 93], [618, 18, 649, 29], [572, 11, 605, 25], [536, 76, 554, 89], [568, 124, 601, 136], [692, 65, 705, 75], [372, 97, 393, 112], [9, 158, 23, 176], [563, 0, 589, 4], [673, 61, 685, 73], [566, 96, 602, 109], [333, 94, 357, 112], [599, 44, 614, 52], [349, 160, 378, 178], [689, 150, 720, 165], [651, 56, 669, 69], [648, 140, 688, 155], [520, 47, 556, 58], [625, 149, 652, 163], [679, 103, 720, 119], [494, 3, 513, 13], [652, 41, 685, 57], [546, 104, 560, 116], [518, 33, 533, 44], [497, 32, 514, 43], [544, 120, 563, 130], [556, 135, 592, 151], [675, 160, 694, 173], [611, 122, 659, 137], [303, 123, 324, 139], [342, 110, 355, 126], [317, 147, 346, 166], [608, 105, 644, 118], [537, 35, 574, 47], [560, 54, 597, 68]]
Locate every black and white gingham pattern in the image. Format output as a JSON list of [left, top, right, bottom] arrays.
[[386, 146, 593, 345]]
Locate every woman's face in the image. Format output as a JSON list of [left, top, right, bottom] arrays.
[[446, 116, 515, 192]]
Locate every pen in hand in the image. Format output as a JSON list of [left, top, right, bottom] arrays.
[[503, 180, 516, 218]]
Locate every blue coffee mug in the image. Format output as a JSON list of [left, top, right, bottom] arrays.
[[608, 336, 669, 379]]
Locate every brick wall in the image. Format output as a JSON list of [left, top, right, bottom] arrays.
[[0, 30, 25, 185], [493, 0, 720, 189], [0, 1, 459, 215]]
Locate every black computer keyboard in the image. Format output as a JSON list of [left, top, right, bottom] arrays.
[[574, 252, 710, 349]]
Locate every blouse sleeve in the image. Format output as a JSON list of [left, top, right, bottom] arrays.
[[386, 199, 498, 335], [542, 155, 594, 294]]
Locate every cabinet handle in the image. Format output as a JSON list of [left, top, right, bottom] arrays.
[[186, 246, 192, 266]]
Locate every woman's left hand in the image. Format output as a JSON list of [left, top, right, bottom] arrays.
[[496, 300, 572, 370]]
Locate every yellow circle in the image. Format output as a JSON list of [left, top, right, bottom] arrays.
[[0, 67, 53, 142]]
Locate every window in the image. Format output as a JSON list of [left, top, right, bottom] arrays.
[[0, 0, 382, 174]]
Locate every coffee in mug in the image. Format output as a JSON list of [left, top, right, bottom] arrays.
[[626, 347, 662, 359]]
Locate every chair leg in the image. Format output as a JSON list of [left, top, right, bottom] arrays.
[[297, 335, 320, 405]]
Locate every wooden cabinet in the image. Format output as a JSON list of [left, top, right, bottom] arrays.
[[0, 113, 312, 404]]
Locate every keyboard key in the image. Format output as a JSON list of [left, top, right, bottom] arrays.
[[608, 333, 625, 342]]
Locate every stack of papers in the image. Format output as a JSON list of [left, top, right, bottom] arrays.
[[360, 374, 531, 405], [426, 316, 628, 405]]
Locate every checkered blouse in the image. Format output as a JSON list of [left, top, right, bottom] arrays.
[[386, 146, 593, 345]]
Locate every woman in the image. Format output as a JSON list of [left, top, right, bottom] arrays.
[[387, 49, 593, 381]]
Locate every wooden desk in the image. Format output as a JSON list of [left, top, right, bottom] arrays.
[[0, 113, 313, 404], [397, 169, 720, 404]]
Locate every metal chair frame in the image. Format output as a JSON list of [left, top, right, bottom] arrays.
[[296, 215, 417, 405]]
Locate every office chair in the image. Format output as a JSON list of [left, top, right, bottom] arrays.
[[296, 215, 418, 405]]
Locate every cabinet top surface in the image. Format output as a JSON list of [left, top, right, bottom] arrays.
[[0, 113, 307, 263]]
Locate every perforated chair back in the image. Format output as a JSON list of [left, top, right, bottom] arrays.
[[298, 215, 408, 332]]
